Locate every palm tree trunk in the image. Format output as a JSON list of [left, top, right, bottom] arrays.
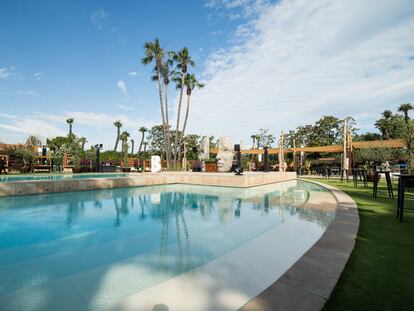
[[178, 94, 191, 165], [173, 71, 186, 167], [69, 125, 72, 137], [156, 66, 169, 168], [114, 128, 120, 151], [131, 141, 134, 155], [138, 132, 144, 155], [164, 83, 172, 168]]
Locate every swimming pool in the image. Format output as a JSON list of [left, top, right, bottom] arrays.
[[0, 173, 129, 182], [0, 180, 336, 311]]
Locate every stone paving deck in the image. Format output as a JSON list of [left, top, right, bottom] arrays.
[[239, 179, 359, 311]]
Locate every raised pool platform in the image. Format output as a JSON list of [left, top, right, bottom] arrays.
[[0, 171, 297, 197]]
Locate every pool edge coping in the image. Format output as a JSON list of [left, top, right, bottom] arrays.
[[239, 179, 359, 311]]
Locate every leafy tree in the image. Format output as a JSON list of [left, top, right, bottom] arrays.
[[183, 134, 201, 160], [353, 132, 381, 141], [251, 129, 276, 148], [113, 120, 122, 151]]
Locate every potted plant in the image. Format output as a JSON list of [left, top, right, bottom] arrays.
[[203, 158, 217, 172], [13, 148, 35, 173], [363, 161, 378, 182]]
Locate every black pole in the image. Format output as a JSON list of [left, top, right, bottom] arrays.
[[264, 146, 269, 172], [95, 146, 101, 172]]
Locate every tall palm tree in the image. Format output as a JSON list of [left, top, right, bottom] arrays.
[[176, 73, 204, 164], [143, 141, 148, 153], [113, 120, 122, 151], [398, 103, 413, 123], [120, 131, 130, 166], [79, 137, 87, 151], [66, 118, 74, 138], [142, 38, 171, 168], [152, 61, 173, 162], [170, 47, 195, 166], [138, 126, 148, 155], [375, 119, 392, 139], [25, 135, 42, 147], [382, 110, 392, 119], [131, 139, 135, 155]]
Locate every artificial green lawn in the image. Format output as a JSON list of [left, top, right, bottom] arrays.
[[306, 178, 414, 311]]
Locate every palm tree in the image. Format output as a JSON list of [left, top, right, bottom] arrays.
[[382, 110, 392, 119], [152, 61, 174, 163], [131, 139, 135, 155], [176, 73, 204, 164], [25, 135, 42, 147], [79, 137, 87, 151], [120, 131, 130, 166], [113, 120, 122, 151], [170, 47, 195, 166], [138, 126, 148, 155], [66, 118, 74, 138], [143, 141, 148, 153], [398, 103, 413, 123], [142, 38, 171, 168], [375, 119, 392, 139]]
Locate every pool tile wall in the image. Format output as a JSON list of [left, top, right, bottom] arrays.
[[0, 172, 297, 197]]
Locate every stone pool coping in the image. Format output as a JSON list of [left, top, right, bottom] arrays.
[[0, 171, 296, 197], [239, 179, 359, 311]]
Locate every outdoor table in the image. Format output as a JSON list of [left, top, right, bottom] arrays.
[[396, 174, 414, 222], [373, 171, 394, 199], [353, 168, 368, 188]]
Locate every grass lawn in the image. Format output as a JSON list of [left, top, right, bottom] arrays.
[[305, 178, 414, 311]]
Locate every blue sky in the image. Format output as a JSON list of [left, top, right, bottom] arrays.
[[1, 0, 414, 149]]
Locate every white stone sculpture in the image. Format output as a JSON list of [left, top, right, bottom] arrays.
[[151, 155, 161, 173], [216, 136, 234, 173], [199, 136, 210, 160]]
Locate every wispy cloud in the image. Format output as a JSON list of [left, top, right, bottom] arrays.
[[15, 90, 39, 96], [0, 111, 157, 148], [117, 80, 129, 98], [193, 0, 414, 142], [0, 68, 11, 79], [90, 9, 109, 29], [33, 71, 44, 80], [119, 104, 135, 111], [128, 71, 138, 76]]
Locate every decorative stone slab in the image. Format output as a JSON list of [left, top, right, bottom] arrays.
[[239, 180, 359, 311]]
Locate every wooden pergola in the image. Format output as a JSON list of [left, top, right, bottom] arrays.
[[210, 139, 406, 155]]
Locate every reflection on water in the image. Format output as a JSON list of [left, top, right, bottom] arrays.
[[0, 180, 336, 305]]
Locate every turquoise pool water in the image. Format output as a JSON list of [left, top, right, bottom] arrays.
[[0, 180, 335, 311], [0, 173, 129, 182]]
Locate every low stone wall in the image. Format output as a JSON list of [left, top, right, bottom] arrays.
[[0, 171, 297, 197]]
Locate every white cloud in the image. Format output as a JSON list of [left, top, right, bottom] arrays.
[[33, 71, 44, 80], [0, 68, 11, 79], [15, 90, 39, 96], [117, 80, 129, 98], [0, 111, 157, 149], [128, 71, 138, 76], [191, 0, 414, 143], [90, 9, 109, 29], [119, 104, 135, 111]]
